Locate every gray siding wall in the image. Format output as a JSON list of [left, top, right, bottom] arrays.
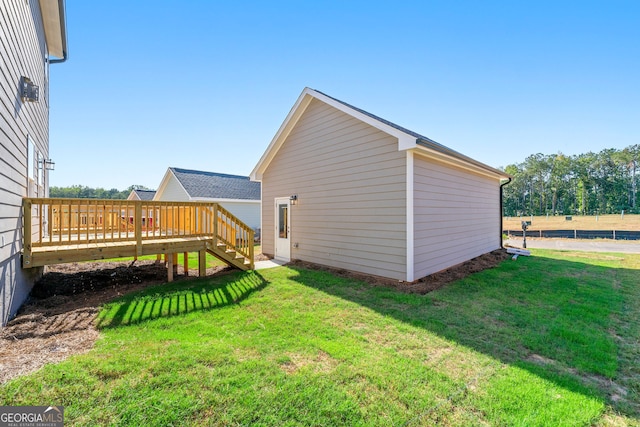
[[262, 99, 407, 280], [1, 0, 50, 325], [413, 154, 501, 278], [219, 202, 261, 231]]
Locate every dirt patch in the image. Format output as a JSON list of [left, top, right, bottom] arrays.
[[0, 260, 229, 384], [292, 249, 511, 294], [404, 249, 511, 294]]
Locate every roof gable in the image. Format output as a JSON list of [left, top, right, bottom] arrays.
[[170, 168, 260, 200], [132, 189, 156, 201], [250, 87, 509, 181]]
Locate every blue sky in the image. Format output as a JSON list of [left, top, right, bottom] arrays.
[[49, 0, 640, 190]]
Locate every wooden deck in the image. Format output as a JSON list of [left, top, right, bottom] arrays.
[[23, 198, 255, 280]]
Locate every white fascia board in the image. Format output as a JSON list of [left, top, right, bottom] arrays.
[[398, 135, 417, 151], [152, 168, 174, 200], [190, 198, 261, 204], [412, 145, 509, 180], [250, 89, 314, 181]]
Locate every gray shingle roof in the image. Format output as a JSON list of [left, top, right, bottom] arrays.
[[132, 189, 156, 201], [171, 168, 260, 200]]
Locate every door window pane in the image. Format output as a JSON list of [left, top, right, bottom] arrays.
[[278, 204, 288, 238]]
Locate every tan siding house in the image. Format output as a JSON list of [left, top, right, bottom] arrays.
[[1, 0, 67, 325], [251, 88, 510, 282]]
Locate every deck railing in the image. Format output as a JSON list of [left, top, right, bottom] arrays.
[[23, 198, 254, 266]]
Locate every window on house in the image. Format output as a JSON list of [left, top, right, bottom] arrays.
[[27, 137, 35, 197]]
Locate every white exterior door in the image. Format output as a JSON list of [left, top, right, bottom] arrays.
[[275, 198, 291, 261]]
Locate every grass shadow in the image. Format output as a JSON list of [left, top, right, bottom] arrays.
[[96, 271, 268, 329], [287, 251, 640, 419]]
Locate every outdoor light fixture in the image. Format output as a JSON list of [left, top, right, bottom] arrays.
[[38, 159, 55, 170], [20, 76, 40, 102], [290, 194, 298, 205]]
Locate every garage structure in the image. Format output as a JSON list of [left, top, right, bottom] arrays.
[[251, 88, 510, 282]]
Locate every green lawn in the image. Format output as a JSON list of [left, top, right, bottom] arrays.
[[1, 250, 639, 426], [102, 252, 226, 270], [95, 244, 262, 270]]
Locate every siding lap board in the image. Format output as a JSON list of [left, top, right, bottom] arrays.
[[1, 0, 50, 325], [262, 99, 407, 280], [413, 154, 500, 278]]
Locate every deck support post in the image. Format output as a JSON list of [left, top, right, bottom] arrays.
[[213, 203, 218, 249], [172, 253, 178, 276], [167, 253, 174, 282], [23, 199, 32, 267], [135, 202, 143, 256], [199, 249, 206, 277], [249, 229, 255, 269], [183, 252, 189, 276]]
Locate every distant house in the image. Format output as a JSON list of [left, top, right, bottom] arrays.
[[1, 0, 68, 325], [127, 188, 156, 201], [154, 168, 261, 230], [250, 88, 511, 282]]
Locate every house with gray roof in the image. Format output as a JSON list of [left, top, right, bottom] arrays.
[[154, 168, 261, 230], [127, 188, 156, 201], [250, 87, 511, 282]]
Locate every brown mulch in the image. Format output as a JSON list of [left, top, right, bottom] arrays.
[[0, 260, 229, 384], [0, 249, 510, 384], [404, 249, 512, 293], [292, 249, 511, 293]]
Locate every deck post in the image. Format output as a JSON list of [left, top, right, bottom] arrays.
[[183, 252, 189, 276], [212, 203, 218, 248], [135, 202, 142, 256], [23, 198, 32, 267], [167, 253, 174, 282], [173, 253, 178, 276], [199, 249, 206, 277], [249, 229, 255, 269]]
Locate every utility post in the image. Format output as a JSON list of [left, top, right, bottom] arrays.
[[521, 220, 530, 249]]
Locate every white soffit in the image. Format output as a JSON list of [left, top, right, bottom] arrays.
[[39, 0, 65, 59]]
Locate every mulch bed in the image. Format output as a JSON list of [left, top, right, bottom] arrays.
[[0, 260, 229, 384], [292, 249, 511, 294]]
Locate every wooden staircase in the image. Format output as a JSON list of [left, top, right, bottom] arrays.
[[204, 203, 254, 271], [207, 242, 252, 270]]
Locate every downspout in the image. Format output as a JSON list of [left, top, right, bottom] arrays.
[[500, 177, 512, 248], [49, 0, 68, 64]]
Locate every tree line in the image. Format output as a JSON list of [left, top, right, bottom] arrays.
[[502, 145, 639, 216], [49, 185, 152, 199]]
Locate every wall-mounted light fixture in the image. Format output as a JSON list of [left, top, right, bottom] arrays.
[[38, 159, 55, 170], [20, 76, 40, 102], [290, 194, 298, 205]]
